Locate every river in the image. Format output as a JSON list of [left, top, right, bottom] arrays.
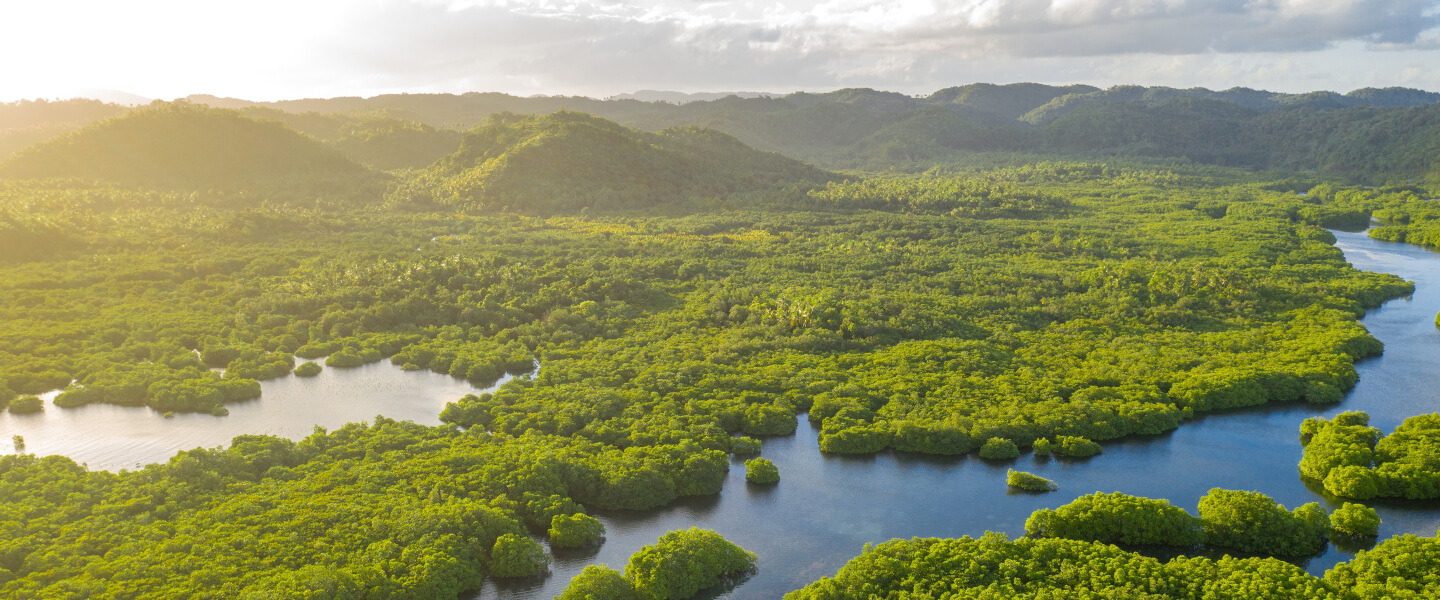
[[3, 229, 1439, 599], [478, 228, 1440, 599]]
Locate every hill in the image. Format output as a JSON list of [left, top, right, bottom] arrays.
[[394, 111, 834, 212], [0, 102, 372, 189]]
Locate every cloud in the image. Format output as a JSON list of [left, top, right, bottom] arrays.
[[304, 0, 1440, 93], [2, 0, 1439, 100]]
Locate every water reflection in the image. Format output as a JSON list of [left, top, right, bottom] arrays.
[[1, 361, 517, 471]]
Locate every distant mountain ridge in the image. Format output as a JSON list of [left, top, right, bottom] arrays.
[[0, 102, 371, 189]]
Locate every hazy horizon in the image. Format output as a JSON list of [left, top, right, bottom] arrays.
[[4, 1, 1440, 103]]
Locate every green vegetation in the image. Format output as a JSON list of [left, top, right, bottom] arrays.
[[1027, 489, 1329, 556], [1005, 469, 1055, 492], [559, 529, 755, 600], [1331, 502, 1382, 538], [785, 531, 1440, 600], [8, 395, 42, 414], [978, 438, 1020, 460], [489, 533, 551, 578], [1026, 491, 1203, 546], [558, 565, 639, 600], [0, 102, 372, 191], [1031, 437, 1051, 456], [729, 436, 761, 454], [623, 528, 756, 600], [745, 458, 779, 484], [1, 100, 1434, 598], [294, 361, 322, 377], [1324, 533, 1440, 599], [1053, 435, 1102, 458], [549, 513, 606, 549], [390, 111, 832, 213], [1300, 411, 1440, 499], [1199, 489, 1330, 556]]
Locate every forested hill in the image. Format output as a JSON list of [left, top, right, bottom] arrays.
[[391, 111, 835, 213], [0, 102, 372, 189], [181, 85, 1440, 181], [9, 84, 1440, 182]]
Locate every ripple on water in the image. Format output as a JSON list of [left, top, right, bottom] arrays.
[[1, 361, 519, 471]]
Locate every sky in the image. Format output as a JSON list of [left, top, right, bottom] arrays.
[[3, 0, 1440, 102]]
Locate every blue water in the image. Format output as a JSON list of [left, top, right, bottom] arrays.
[[477, 229, 1440, 599]]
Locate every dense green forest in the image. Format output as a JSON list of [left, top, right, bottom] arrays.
[[1299, 411, 1440, 499], [3, 100, 1440, 598], [1026, 489, 1333, 556], [784, 532, 1440, 599]]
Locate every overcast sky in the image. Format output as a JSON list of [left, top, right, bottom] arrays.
[[4, 0, 1440, 102]]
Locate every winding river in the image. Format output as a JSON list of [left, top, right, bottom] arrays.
[[478, 229, 1440, 599], [3, 229, 1439, 599]]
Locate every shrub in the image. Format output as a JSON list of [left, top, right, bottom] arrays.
[[1032, 438, 1052, 456], [978, 437, 1019, 460], [742, 403, 796, 435], [626, 528, 756, 600], [1055, 435, 1102, 458], [1006, 469, 1056, 492], [490, 533, 550, 578], [1025, 492, 1203, 547], [746, 458, 779, 484], [729, 436, 761, 454], [1197, 489, 1330, 556], [550, 513, 606, 549], [558, 565, 639, 600], [53, 386, 103, 408], [1330, 503, 1381, 537], [325, 347, 381, 368], [294, 362, 323, 377], [9, 395, 44, 414]]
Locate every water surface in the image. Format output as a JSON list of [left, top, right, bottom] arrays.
[[1, 362, 514, 471], [475, 229, 1440, 599]]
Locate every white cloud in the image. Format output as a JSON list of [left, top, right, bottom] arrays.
[[0, 0, 1437, 101]]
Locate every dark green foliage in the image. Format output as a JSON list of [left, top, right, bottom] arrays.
[[1031, 438, 1052, 456], [742, 403, 797, 435], [8, 394, 42, 414], [784, 534, 1342, 600], [550, 513, 606, 549], [729, 436, 760, 455], [294, 361, 322, 377], [1330, 503, 1381, 538], [1197, 489, 1330, 556], [745, 458, 779, 484], [1053, 435, 1101, 458], [1299, 411, 1440, 499], [52, 385, 102, 408], [807, 174, 1069, 218], [625, 528, 756, 600], [325, 346, 381, 368], [490, 533, 550, 578], [331, 115, 462, 171], [1025, 492, 1204, 547], [978, 438, 1019, 460], [558, 565, 640, 600], [1323, 532, 1440, 599], [1005, 469, 1055, 492]]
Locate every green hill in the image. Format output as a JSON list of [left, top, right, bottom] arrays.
[[397, 111, 834, 212], [0, 102, 371, 189]]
